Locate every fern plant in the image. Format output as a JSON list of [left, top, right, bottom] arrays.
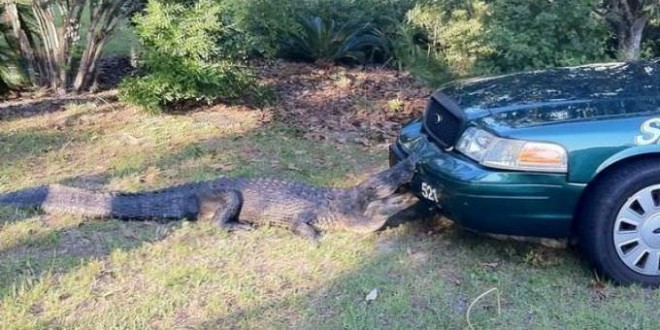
[[280, 16, 389, 64]]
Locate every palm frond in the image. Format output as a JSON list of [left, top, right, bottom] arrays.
[[279, 16, 390, 64]]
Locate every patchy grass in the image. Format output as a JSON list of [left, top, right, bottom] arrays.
[[1, 95, 659, 329]]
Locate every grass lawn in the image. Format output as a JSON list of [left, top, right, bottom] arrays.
[[1, 93, 659, 329]]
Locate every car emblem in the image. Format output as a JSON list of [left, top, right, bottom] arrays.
[[434, 113, 443, 124]]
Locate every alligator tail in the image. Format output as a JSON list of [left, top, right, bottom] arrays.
[[0, 185, 50, 209], [0, 184, 199, 220]]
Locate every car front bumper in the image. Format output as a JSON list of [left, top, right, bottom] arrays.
[[391, 125, 586, 238]]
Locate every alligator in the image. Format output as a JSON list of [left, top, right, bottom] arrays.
[[0, 154, 420, 241]]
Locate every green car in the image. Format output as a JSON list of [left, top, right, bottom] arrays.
[[390, 60, 660, 287]]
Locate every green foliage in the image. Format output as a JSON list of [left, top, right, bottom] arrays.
[[119, 56, 253, 113], [1, 0, 140, 93], [641, 17, 660, 59], [0, 66, 10, 97], [119, 0, 255, 113], [215, 0, 417, 58], [0, 33, 11, 96], [387, 20, 451, 86], [279, 16, 389, 64], [484, 0, 609, 71], [397, 0, 610, 84], [0, 5, 29, 95], [132, 0, 223, 59], [214, 0, 299, 57], [387, 1, 494, 85]]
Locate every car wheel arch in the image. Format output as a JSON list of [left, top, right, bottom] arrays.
[[572, 155, 660, 286], [571, 153, 660, 236]]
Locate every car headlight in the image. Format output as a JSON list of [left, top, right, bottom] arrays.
[[456, 127, 568, 173]]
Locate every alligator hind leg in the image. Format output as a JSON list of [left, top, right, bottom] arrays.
[[198, 190, 252, 231], [292, 212, 321, 244]]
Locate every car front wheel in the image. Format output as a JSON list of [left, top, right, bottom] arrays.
[[579, 160, 660, 287]]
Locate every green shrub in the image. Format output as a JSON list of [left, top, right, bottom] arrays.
[[641, 18, 660, 59], [387, 19, 451, 87], [279, 16, 389, 64], [484, 0, 609, 71], [215, 0, 417, 58], [214, 0, 300, 57], [398, 0, 609, 83], [119, 0, 255, 113], [119, 56, 253, 113]]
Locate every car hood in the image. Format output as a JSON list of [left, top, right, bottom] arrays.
[[438, 61, 660, 130]]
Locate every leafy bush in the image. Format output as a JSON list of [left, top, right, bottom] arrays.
[[397, 0, 610, 84], [119, 0, 255, 113], [214, 0, 300, 57], [386, 1, 494, 86], [641, 18, 660, 59], [119, 56, 253, 113], [387, 19, 451, 86], [215, 0, 417, 58], [279, 16, 389, 64], [484, 0, 608, 71]]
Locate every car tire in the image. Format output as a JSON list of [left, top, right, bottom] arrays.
[[578, 159, 660, 287]]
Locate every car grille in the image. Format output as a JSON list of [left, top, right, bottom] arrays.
[[423, 96, 463, 148]]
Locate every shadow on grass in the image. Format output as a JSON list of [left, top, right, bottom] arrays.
[[0, 94, 118, 122], [0, 216, 181, 299], [193, 207, 625, 329], [2, 197, 643, 328]]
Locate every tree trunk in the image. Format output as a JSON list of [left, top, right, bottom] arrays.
[[73, 35, 106, 92], [608, 0, 655, 61], [5, 0, 131, 95], [32, 2, 64, 93], [72, 3, 104, 93], [618, 17, 648, 61], [73, 0, 125, 93]]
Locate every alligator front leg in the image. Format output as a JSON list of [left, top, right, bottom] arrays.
[[198, 190, 253, 231]]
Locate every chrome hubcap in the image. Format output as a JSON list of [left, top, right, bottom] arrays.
[[614, 184, 660, 276]]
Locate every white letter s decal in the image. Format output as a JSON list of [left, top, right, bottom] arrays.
[[635, 118, 660, 145]]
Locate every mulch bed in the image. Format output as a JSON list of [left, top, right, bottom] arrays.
[[1, 58, 432, 145], [258, 60, 431, 144]]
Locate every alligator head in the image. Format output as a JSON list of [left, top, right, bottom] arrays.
[[354, 152, 420, 201]]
